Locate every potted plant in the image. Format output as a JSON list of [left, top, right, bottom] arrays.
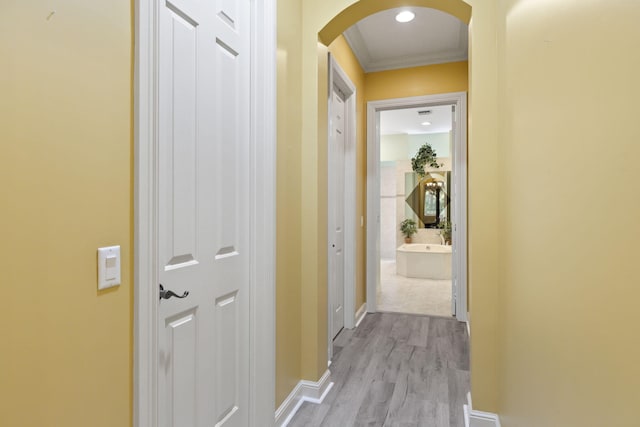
[[400, 219, 418, 243], [411, 142, 443, 177], [437, 220, 452, 245]]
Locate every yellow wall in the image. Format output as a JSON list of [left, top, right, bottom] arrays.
[[365, 61, 469, 101], [8, 2, 633, 425], [0, 1, 132, 426], [327, 36, 367, 311], [465, 0, 501, 412], [276, 0, 303, 407], [496, 0, 640, 425]]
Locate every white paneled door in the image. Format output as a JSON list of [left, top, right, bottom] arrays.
[[157, 0, 250, 426], [329, 87, 346, 339]]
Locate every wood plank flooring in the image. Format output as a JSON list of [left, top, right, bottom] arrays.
[[288, 313, 470, 427]]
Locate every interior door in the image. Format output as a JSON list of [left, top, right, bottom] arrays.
[[157, 0, 251, 426], [329, 87, 346, 339]]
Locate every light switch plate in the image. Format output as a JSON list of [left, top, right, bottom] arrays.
[[98, 246, 121, 290]]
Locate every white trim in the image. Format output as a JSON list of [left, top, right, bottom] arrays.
[[133, 0, 277, 426], [249, 0, 277, 425], [466, 311, 471, 336], [365, 106, 381, 314], [366, 93, 468, 323], [134, 0, 158, 424], [327, 54, 357, 362], [452, 95, 469, 322], [299, 370, 334, 403], [343, 25, 468, 73], [274, 370, 334, 427], [355, 303, 367, 327], [464, 393, 501, 427], [467, 410, 502, 427]]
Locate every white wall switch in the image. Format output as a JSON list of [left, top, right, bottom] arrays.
[[98, 246, 121, 290]]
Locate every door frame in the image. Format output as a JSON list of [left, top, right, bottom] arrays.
[[133, 0, 277, 425], [366, 92, 468, 322], [327, 54, 357, 361]]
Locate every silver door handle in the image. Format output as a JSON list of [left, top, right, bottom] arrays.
[[159, 284, 189, 301]]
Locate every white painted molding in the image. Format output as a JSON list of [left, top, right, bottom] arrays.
[[342, 26, 372, 71], [365, 104, 381, 313], [249, 0, 277, 424], [464, 393, 501, 427], [452, 95, 468, 323], [466, 311, 470, 336], [343, 24, 468, 73], [275, 370, 334, 427], [467, 409, 502, 427], [134, 0, 159, 425], [274, 388, 301, 427], [300, 370, 334, 403], [355, 303, 367, 327]]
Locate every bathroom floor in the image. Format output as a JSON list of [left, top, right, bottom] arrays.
[[377, 260, 452, 317]]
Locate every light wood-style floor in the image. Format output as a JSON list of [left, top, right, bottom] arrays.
[[288, 312, 469, 427]]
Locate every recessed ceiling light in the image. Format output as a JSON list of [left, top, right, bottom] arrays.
[[421, 121, 432, 126], [395, 11, 415, 23]]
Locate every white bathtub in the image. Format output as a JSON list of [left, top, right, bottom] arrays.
[[396, 243, 452, 280]]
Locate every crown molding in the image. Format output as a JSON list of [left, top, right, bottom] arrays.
[[343, 24, 468, 73]]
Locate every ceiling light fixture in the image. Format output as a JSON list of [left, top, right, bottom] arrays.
[[395, 11, 415, 23], [421, 121, 432, 126]]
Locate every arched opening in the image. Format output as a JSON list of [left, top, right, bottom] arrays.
[[320, 2, 470, 323], [275, 0, 501, 416], [318, 0, 471, 46]]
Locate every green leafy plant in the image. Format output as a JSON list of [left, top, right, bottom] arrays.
[[400, 219, 418, 239], [411, 142, 442, 177], [436, 220, 452, 244]]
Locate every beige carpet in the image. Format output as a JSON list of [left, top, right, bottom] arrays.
[[377, 260, 453, 317]]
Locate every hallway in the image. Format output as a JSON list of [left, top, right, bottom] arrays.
[[288, 313, 469, 427]]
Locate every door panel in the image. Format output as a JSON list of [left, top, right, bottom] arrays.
[[214, 291, 239, 426], [162, 1, 198, 269], [157, 0, 251, 426], [166, 311, 197, 426]]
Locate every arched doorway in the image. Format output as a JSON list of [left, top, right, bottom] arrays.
[[283, 0, 501, 415], [317, 0, 471, 356]]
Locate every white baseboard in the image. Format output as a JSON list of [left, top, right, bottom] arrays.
[[355, 303, 367, 327], [464, 393, 501, 427], [466, 312, 471, 336], [274, 369, 334, 427]]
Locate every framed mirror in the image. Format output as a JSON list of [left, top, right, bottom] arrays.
[[405, 171, 450, 228]]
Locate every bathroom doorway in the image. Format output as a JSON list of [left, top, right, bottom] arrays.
[[367, 93, 468, 321], [379, 104, 454, 316]]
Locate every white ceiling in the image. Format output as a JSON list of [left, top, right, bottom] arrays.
[[380, 105, 452, 135], [343, 7, 468, 73]]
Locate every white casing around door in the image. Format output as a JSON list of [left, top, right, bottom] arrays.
[[157, 0, 251, 426], [450, 105, 457, 318]]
